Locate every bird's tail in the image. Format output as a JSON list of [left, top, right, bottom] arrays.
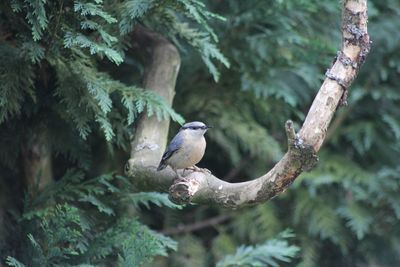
[[157, 161, 167, 171]]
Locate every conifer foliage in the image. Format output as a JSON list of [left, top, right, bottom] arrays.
[[5, 172, 179, 266], [1, 0, 190, 141]]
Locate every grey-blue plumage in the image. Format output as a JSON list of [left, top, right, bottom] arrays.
[[157, 121, 210, 174], [157, 132, 184, 171]]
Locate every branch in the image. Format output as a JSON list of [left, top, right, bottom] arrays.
[[126, 1, 370, 208], [162, 214, 232, 235]]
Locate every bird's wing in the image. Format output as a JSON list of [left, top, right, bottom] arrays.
[[160, 133, 183, 162]]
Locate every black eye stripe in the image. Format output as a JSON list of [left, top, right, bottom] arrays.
[[182, 125, 207, 130]]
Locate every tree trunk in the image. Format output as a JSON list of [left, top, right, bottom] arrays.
[[21, 125, 53, 194], [126, 26, 181, 191]]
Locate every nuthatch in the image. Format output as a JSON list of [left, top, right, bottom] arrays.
[[157, 121, 211, 176]]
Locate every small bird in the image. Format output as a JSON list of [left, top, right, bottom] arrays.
[[157, 121, 211, 177]]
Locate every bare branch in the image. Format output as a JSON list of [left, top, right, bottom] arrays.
[[162, 214, 232, 235], [299, 0, 370, 150], [126, 0, 370, 209]]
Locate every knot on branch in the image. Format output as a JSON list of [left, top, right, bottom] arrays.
[[135, 142, 159, 152], [285, 120, 319, 172], [346, 24, 365, 41], [325, 69, 351, 90], [337, 51, 358, 69], [169, 177, 200, 205], [343, 25, 371, 66], [325, 69, 351, 106]]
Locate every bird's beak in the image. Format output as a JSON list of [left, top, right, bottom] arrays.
[[206, 125, 212, 129]]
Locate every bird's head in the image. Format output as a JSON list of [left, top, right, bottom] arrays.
[[180, 121, 211, 137]]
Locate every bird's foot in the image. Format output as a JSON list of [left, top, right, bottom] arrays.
[[174, 169, 183, 179], [185, 165, 211, 174]]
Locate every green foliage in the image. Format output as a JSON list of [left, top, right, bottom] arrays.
[[51, 51, 183, 141], [118, 0, 154, 35], [0, 44, 35, 124], [65, 0, 122, 64], [23, 0, 48, 41], [229, 204, 282, 244], [5, 257, 26, 267], [22, 204, 90, 265], [126, 192, 182, 210], [217, 0, 337, 107], [120, 0, 230, 81], [216, 230, 300, 267], [337, 203, 373, 240], [117, 219, 177, 267], [293, 189, 347, 248], [168, 235, 208, 267], [5, 171, 179, 266], [0, 0, 228, 143]]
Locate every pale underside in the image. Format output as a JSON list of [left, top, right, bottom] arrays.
[[166, 134, 206, 170]]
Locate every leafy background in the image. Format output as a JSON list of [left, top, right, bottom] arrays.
[[1, 0, 400, 266]]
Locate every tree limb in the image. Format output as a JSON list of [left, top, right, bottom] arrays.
[[126, 0, 370, 208]]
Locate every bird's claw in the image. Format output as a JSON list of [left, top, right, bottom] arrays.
[[199, 167, 211, 174], [185, 166, 211, 174]]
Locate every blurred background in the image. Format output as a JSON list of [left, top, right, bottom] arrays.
[[1, 0, 400, 266]]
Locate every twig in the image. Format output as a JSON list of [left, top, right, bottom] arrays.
[[162, 214, 232, 235]]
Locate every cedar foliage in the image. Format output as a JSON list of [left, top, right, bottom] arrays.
[[5, 171, 180, 266]]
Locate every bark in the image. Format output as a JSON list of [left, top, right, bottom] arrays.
[[21, 126, 53, 195], [126, 0, 370, 209]]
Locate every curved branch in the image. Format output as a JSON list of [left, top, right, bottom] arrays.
[[126, 0, 370, 208]]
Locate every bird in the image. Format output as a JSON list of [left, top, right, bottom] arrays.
[[157, 121, 211, 177]]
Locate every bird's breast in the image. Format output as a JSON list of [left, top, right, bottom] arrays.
[[167, 136, 206, 169]]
